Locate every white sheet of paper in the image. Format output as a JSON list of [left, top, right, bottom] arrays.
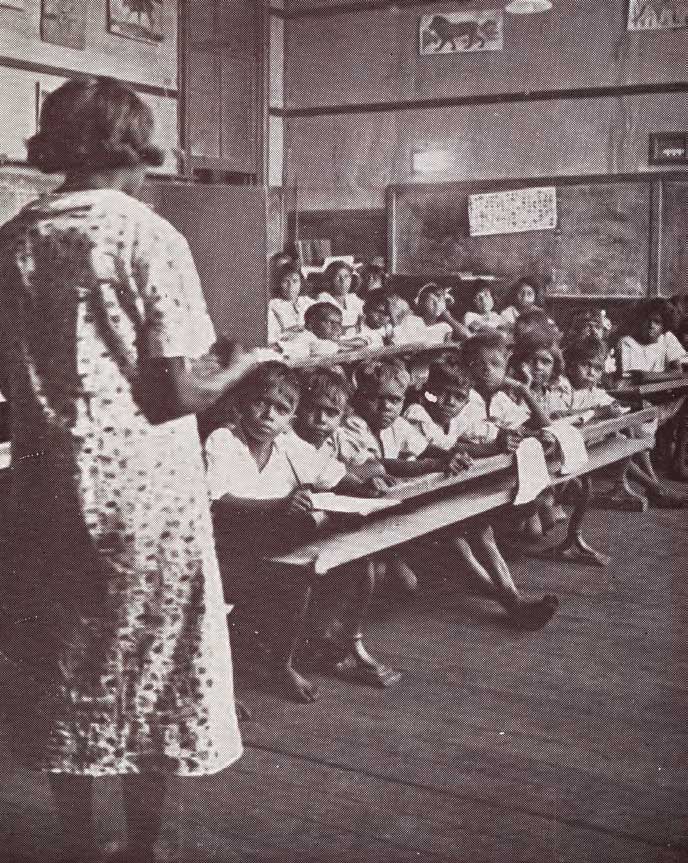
[[513, 437, 550, 505], [547, 419, 589, 475], [308, 492, 400, 516]]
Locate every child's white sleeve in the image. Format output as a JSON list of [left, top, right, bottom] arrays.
[[398, 417, 430, 458], [205, 429, 241, 501], [665, 331, 687, 364], [267, 300, 281, 344]]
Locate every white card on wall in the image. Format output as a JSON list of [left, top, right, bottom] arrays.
[[468, 186, 557, 237]]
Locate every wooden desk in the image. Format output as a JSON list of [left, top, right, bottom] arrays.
[[270, 408, 656, 575], [609, 371, 688, 401], [286, 341, 463, 371]]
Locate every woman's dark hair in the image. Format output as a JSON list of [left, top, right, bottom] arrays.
[[272, 263, 304, 296], [27, 76, 165, 174], [323, 260, 358, 293]]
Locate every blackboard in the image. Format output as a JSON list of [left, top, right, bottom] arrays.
[[661, 179, 688, 297], [389, 176, 653, 298]]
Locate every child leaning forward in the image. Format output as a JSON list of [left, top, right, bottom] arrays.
[[207, 361, 399, 703], [404, 359, 558, 630]]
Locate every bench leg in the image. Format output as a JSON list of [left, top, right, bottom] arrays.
[[542, 477, 611, 567]]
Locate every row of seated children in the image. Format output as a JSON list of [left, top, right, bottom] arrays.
[[204, 333, 581, 703], [506, 307, 688, 511]]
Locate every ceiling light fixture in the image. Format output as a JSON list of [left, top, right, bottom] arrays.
[[505, 0, 553, 13]]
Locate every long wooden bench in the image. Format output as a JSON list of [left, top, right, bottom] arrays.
[[269, 408, 656, 575]]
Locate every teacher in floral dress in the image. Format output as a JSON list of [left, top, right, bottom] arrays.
[[0, 77, 254, 863]]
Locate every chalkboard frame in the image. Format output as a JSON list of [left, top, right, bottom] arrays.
[[387, 171, 688, 300]]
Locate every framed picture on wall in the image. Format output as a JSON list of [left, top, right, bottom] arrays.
[[627, 1, 688, 30], [107, 0, 164, 42], [419, 10, 504, 55], [40, 0, 88, 49]]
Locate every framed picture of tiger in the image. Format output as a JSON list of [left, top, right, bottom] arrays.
[[107, 0, 164, 42]]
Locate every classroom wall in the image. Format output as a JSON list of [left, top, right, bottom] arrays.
[[280, 1, 688, 211], [0, 0, 178, 169]]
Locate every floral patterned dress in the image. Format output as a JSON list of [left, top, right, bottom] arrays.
[[0, 189, 242, 775]]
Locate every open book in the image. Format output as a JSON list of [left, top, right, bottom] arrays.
[[308, 492, 400, 516]]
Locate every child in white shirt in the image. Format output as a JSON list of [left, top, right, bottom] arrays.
[[267, 263, 313, 346], [617, 299, 686, 375], [499, 277, 542, 330], [463, 283, 503, 333], [359, 289, 392, 349], [387, 293, 427, 346], [404, 359, 558, 630], [281, 302, 367, 359], [291, 366, 401, 686], [206, 362, 345, 703], [415, 283, 468, 344], [317, 261, 364, 334]]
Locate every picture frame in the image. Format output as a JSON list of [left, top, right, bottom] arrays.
[[40, 0, 89, 49], [107, 0, 164, 43], [627, 1, 688, 31], [419, 10, 504, 55]]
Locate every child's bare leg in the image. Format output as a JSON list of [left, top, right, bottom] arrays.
[[471, 524, 558, 628], [332, 559, 401, 687], [48, 773, 98, 863], [544, 477, 611, 566], [624, 456, 688, 507], [600, 457, 649, 510], [386, 554, 418, 594], [272, 576, 320, 703]]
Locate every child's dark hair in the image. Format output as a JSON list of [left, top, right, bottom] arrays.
[[416, 282, 444, 308], [627, 298, 671, 337], [323, 260, 356, 291], [232, 361, 300, 411], [461, 329, 510, 368], [304, 301, 342, 330], [300, 366, 352, 408], [272, 263, 304, 296], [513, 308, 560, 345], [363, 288, 389, 314], [27, 76, 164, 173], [511, 335, 564, 380], [354, 357, 411, 396], [359, 264, 387, 293], [564, 333, 608, 371], [508, 276, 543, 307], [426, 359, 472, 394]]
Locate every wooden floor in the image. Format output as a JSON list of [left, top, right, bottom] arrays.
[[1, 505, 687, 862]]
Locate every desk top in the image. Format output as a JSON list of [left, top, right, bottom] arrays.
[[609, 372, 688, 399], [269, 407, 656, 573]]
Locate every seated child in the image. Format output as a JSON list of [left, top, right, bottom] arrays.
[[358, 263, 387, 296], [461, 330, 557, 538], [387, 292, 427, 346], [403, 359, 558, 629], [617, 298, 688, 486], [359, 289, 392, 348], [510, 331, 571, 420], [337, 358, 470, 591], [291, 366, 401, 685], [283, 302, 367, 359], [415, 283, 469, 344], [463, 282, 503, 333], [565, 334, 688, 509], [317, 261, 364, 335], [206, 362, 392, 702], [617, 298, 686, 376], [563, 307, 615, 375], [499, 277, 543, 330], [267, 263, 312, 345]]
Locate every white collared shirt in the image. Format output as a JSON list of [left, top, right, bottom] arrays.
[[334, 414, 428, 466]]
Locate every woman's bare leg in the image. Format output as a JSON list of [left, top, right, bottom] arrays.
[[122, 773, 167, 863], [48, 773, 97, 862]]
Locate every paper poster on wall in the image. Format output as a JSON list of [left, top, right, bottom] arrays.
[[108, 0, 164, 42], [40, 0, 88, 49], [627, 1, 688, 30], [419, 10, 503, 54], [468, 186, 557, 237]]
